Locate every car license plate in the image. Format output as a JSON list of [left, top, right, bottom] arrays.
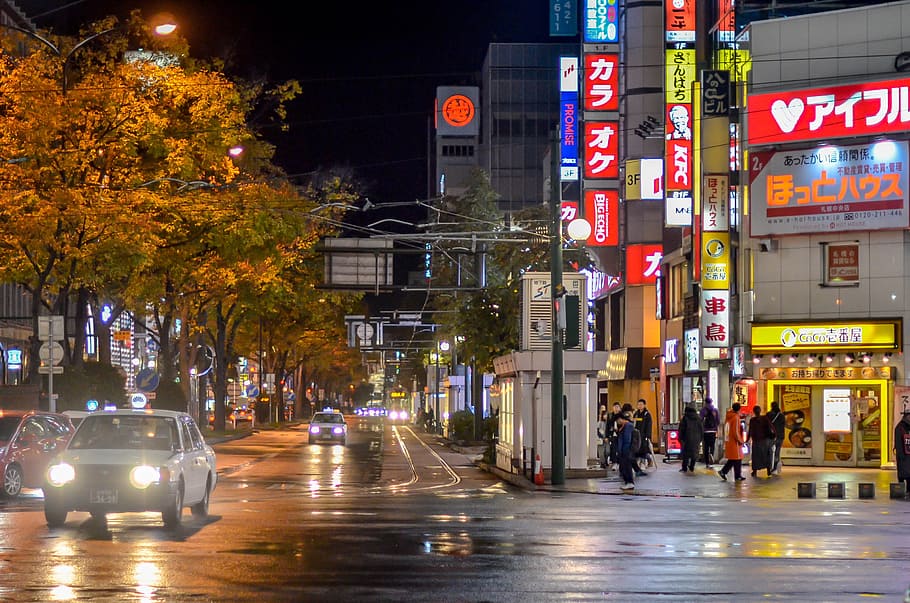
[[90, 489, 118, 504]]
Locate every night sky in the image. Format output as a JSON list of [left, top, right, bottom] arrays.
[[27, 1, 556, 205]]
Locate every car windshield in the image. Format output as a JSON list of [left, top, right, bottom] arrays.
[[313, 414, 344, 424], [69, 415, 178, 451], [0, 416, 21, 441]]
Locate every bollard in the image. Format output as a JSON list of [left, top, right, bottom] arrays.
[[797, 482, 816, 498], [827, 482, 845, 499], [858, 483, 875, 499], [891, 482, 907, 499]]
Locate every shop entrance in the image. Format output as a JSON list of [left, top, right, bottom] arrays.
[[772, 381, 886, 468]]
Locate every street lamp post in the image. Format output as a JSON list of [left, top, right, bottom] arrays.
[[549, 129, 566, 485], [1, 18, 176, 96]]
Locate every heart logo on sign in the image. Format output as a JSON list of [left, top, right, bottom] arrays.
[[770, 98, 804, 133]]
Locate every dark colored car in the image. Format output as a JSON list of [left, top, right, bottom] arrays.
[[0, 409, 75, 498]]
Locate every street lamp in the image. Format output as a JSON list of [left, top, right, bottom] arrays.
[[1, 17, 177, 96]]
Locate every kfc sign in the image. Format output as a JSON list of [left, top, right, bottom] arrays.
[[626, 244, 663, 285], [666, 138, 692, 190], [584, 54, 619, 111], [748, 77, 910, 146], [584, 190, 619, 246], [584, 121, 619, 179]]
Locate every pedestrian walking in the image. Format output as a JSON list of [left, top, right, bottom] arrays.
[[678, 403, 704, 473], [747, 405, 776, 478], [633, 399, 653, 475], [717, 402, 746, 481], [616, 411, 636, 490], [767, 401, 785, 474], [606, 402, 622, 469], [895, 408, 910, 495], [596, 406, 609, 468], [699, 397, 720, 467]]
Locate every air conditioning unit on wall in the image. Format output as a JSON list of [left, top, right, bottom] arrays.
[[520, 272, 587, 351]]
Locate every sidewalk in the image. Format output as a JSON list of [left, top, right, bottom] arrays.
[[473, 453, 908, 501]]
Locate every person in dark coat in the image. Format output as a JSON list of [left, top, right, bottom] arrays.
[[895, 409, 910, 495], [699, 397, 721, 467], [747, 405, 775, 478], [633, 399, 653, 474], [767, 401, 786, 474], [677, 404, 704, 473]]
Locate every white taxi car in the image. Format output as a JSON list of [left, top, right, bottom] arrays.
[[308, 411, 347, 445], [43, 408, 216, 529]]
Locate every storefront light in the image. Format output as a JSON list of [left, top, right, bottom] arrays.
[[861, 352, 872, 364], [770, 354, 780, 365], [806, 354, 816, 364], [845, 353, 855, 364], [883, 353, 892, 363], [825, 354, 835, 364], [788, 354, 798, 364], [752, 355, 762, 365]]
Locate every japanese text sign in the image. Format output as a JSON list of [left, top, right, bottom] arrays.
[[665, 50, 695, 103], [701, 70, 730, 117], [560, 201, 579, 223], [716, 0, 736, 43], [700, 289, 729, 348], [702, 174, 729, 231], [749, 140, 909, 236], [823, 241, 860, 286], [584, 190, 619, 246], [584, 0, 618, 43], [625, 244, 663, 285], [584, 54, 619, 111], [665, 0, 696, 43], [700, 231, 730, 290], [436, 87, 479, 136], [747, 76, 910, 146], [584, 121, 619, 179]]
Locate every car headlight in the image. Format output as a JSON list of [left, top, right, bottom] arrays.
[[47, 462, 75, 487], [332, 426, 345, 435], [129, 465, 162, 489], [310, 425, 320, 434], [389, 410, 399, 420]]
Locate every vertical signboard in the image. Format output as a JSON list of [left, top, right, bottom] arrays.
[[584, 190, 619, 246], [665, 46, 695, 227], [583, 54, 619, 112], [550, 0, 578, 36], [584, 121, 619, 179], [584, 0, 619, 43], [560, 57, 579, 183], [625, 244, 663, 285]]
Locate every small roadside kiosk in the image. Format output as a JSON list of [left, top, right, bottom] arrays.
[[750, 319, 900, 469]]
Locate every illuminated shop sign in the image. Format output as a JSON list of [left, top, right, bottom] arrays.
[[666, 191, 693, 226], [747, 76, 910, 146], [751, 321, 900, 352], [584, 121, 619, 179], [560, 57, 579, 181], [625, 244, 662, 285], [665, 0, 696, 43], [702, 174, 728, 231], [684, 328, 701, 372], [584, 54, 618, 112], [823, 241, 860, 286], [749, 140, 909, 237], [700, 289, 729, 348], [583, 0, 618, 43], [665, 49, 695, 197], [759, 366, 892, 380], [584, 190, 619, 246], [715, 0, 736, 43], [435, 87, 479, 136], [700, 231, 729, 289], [560, 201, 579, 223]]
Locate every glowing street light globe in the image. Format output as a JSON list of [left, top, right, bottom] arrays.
[[567, 218, 592, 241]]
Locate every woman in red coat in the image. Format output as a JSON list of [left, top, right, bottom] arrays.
[[718, 402, 746, 481]]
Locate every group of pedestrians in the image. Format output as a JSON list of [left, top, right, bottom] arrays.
[[597, 399, 655, 491]]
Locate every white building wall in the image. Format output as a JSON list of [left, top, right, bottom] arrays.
[[751, 1, 910, 92]]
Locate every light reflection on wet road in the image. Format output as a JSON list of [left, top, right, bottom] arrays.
[[0, 417, 908, 601]]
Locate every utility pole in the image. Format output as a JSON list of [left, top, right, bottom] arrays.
[[550, 129, 566, 485]]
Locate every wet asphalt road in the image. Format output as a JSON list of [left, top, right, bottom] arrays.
[[1, 416, 909, 602]]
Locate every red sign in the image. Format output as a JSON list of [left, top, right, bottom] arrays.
[[625, 244, 663, 285], [560, 201, 579, 223], [665, 138, 692, 190], [747, 77, 910, 146], [584, 121, 619, 179], [441, 94, 475, 128], [584, 54, 619, 111], [665, 0, 696, 43], [584, 190, 619, 246]]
